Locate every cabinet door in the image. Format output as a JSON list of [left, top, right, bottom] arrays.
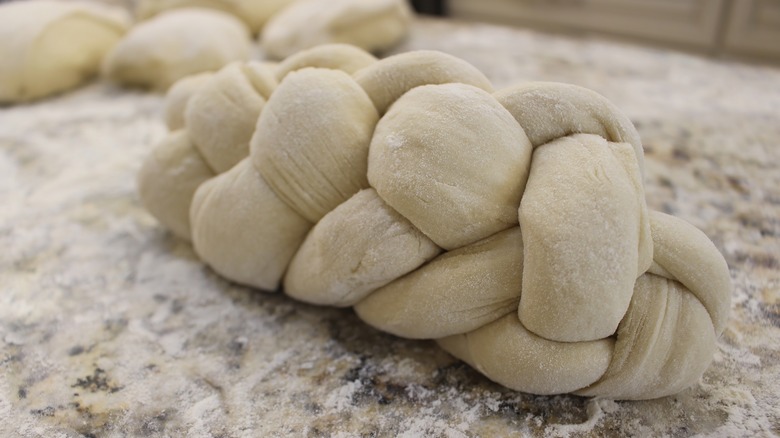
[[449, 0, 724, 49], [723, 0, 780, 59]]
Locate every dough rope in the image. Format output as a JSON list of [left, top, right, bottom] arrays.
[[138, 44, 732, 400]]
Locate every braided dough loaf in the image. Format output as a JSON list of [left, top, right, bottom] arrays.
[[138, 45, 732, 400], [102, 8, 251, 90], [0, 0, 130, 103]]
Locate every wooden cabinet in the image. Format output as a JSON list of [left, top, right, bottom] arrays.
[[723, 0, 780, 58], [448, 0, 780, 61]]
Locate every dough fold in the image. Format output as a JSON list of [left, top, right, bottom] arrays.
[[139, 45, 732, 400]]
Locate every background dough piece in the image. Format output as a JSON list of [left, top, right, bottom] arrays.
[[102, 8, 251, 90], [261, 0, 412, 60], [0, 0, 130, 103], [135, 0, 296, 33]]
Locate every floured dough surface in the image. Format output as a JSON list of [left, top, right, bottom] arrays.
[[102, 8, 251, 90], [261, 0, 412, 59], [0, 0, 130, 103]]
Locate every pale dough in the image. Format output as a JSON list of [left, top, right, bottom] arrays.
[[135, 0, 296, 33], [138, 45, 732, 400], [137, 130, 214, 240], [184, 61, 277, 173], [0, 0, 130, 103], [102, 8, 251, 90], [163, 72, 214, 130], [261, 0, 412, 60]]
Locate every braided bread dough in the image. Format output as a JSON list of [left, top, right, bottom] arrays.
[[0, 0, 130, 103], [102, 8, 251, 90], [138, 44, 732, 400], [261, 0, 411, 60], [135, 0, 296, 33]]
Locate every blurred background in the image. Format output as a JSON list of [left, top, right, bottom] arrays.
[[414, 0, 780, 63], [3, 0, 775, 62]]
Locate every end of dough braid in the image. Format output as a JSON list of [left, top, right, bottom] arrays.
[[139, 45, 732, 400]]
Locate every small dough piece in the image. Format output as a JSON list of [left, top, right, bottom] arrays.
[[251, 68, 378, 223], [136, 0, 296, 33], [163, 72, 214, 130], [137, 130, 215, 240], [261, 0, 411, 60], [368, 83, 532, 250], [0, 0, 130, 103], [102, 8, 251, 90], [285, 189, 441, 307], [190, 159, 311, 290], [355, 227, 523, 339], [185, 61, 277, 173]]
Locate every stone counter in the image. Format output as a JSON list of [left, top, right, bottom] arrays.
[[1, 17, 778, 437]]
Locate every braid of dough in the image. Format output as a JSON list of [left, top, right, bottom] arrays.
[[138, 44, 732, 400]]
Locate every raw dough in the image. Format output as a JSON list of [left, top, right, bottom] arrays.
[[102, 8, 251, 90], [184, 61, 277, 172], [0, 0, 130, 103], [163, 72, 214, 130], [138, 45, 732, 400], [137, 130, 214, 240], [135, 0, 296, 33], [261, 0, 412, 60]]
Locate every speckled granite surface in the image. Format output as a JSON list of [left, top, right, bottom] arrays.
[[1, 17, 779, 437]]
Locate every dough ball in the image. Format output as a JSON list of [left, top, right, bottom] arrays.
[[137, 130, 215, 240], [136, 0, 296, 33], [368, 83, 532, 250], [102, 8, 251, 90], [0, 0, 130, 103], [261, 0, 412, 60]]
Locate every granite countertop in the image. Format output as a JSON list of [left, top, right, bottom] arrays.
[[1, 17, 779, 437]]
